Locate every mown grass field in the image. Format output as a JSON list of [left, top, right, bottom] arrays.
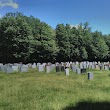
[[0, 68, 110, 110]]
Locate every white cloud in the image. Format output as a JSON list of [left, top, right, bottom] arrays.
[[0, 0, 18, 9]]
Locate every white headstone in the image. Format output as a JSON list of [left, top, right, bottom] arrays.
[[65, 68, 69, 75]]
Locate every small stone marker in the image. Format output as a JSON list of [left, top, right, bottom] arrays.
[[28, 63, 32, 68], [46, 65, 51, 73], [32, 63, 36, 69], [38, 65, 44, 72], [56, 66, 60, 72], [88, 72, 93, 80], [76, 68, 81, 74], [104, 66, 109, 70], [61, 66, 65, 72], [65, 67, 69, 75], [72, 66, 77, 72], [81, 68, 86, 73]]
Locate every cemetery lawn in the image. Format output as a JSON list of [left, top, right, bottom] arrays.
[[0, 69, 110, 110]]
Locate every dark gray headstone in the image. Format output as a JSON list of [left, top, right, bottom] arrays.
[[56, 66, 60, 72], [61, 66, 65, 72], [81, 68, 86, 73]]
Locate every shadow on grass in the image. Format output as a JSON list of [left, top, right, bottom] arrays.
[[62, 101, 110, 110]]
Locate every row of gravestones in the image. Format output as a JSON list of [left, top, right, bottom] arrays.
[[1, 61, 110, 80]]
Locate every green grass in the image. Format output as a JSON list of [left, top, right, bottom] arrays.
[[0, 68, 110, 110]]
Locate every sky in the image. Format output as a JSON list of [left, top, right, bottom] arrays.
[[0, 0, 110, 35]]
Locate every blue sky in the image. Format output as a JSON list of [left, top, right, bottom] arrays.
[[0, 0, 110, 34]]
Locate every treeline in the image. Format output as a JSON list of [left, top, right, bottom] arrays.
[[0, 12, 110, 63]]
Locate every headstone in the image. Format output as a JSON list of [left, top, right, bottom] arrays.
[[56, 66, 60, 72], [99, 64, 103, 70], [32, 63, 36, 69], [12, 66, 18, 72], [104, 66, 109, 70], [37, 63, 41, 66], [80, 63, 83, 69], [72, 66, 77, 72], [95, 65, 99, 69], [55, 62, 59, 66], [0, 63, 3, 66], [0, 65, 6, 72], [65, 67, 69, 75], [61, 66, 65, 72], [28, 63, 32, 68], [81, 68, 86, 73], [42, 63, 46, 67], [38, 65, 44, 72], [46, 66, 51, 73], [76, 68, 81, 74], [92, 64, 95, 69], [6, 66, 13, 73], [20, 65, 28, 72], [88, 72, 93, 80]]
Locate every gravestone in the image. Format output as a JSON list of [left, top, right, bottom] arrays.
[[95, 65, 99, 69], [20, 65, 28, 72], [88, 72, 93, 80], [46, 65, 51, 73], [14, 63, 18, 66], [42, 63, 46, 67], [6, 66, 13, 73], [28, 63, 32, 68], [32, 63, 36, 69], [38, 65, 44, 72], [12, 66, 18, 72], [65, 67, 69, 75], [0, 65, 6, 72], [104, 66, 109, 70], [0, 63, 3, 66], [17, 64, 22, 69], [61, 66, 65, 72], [56, 66, 60, 72], [92, 64, 95, 69], [37, 63, 41, 66], [83, 63, 87, 69], [76, 68, 81, 74], [80, 63, 83, 69], [72, 66, 77, 72], [81, 68, 86, 73]]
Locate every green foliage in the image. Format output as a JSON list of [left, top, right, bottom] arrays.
[[0, 12, 110, 62]]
